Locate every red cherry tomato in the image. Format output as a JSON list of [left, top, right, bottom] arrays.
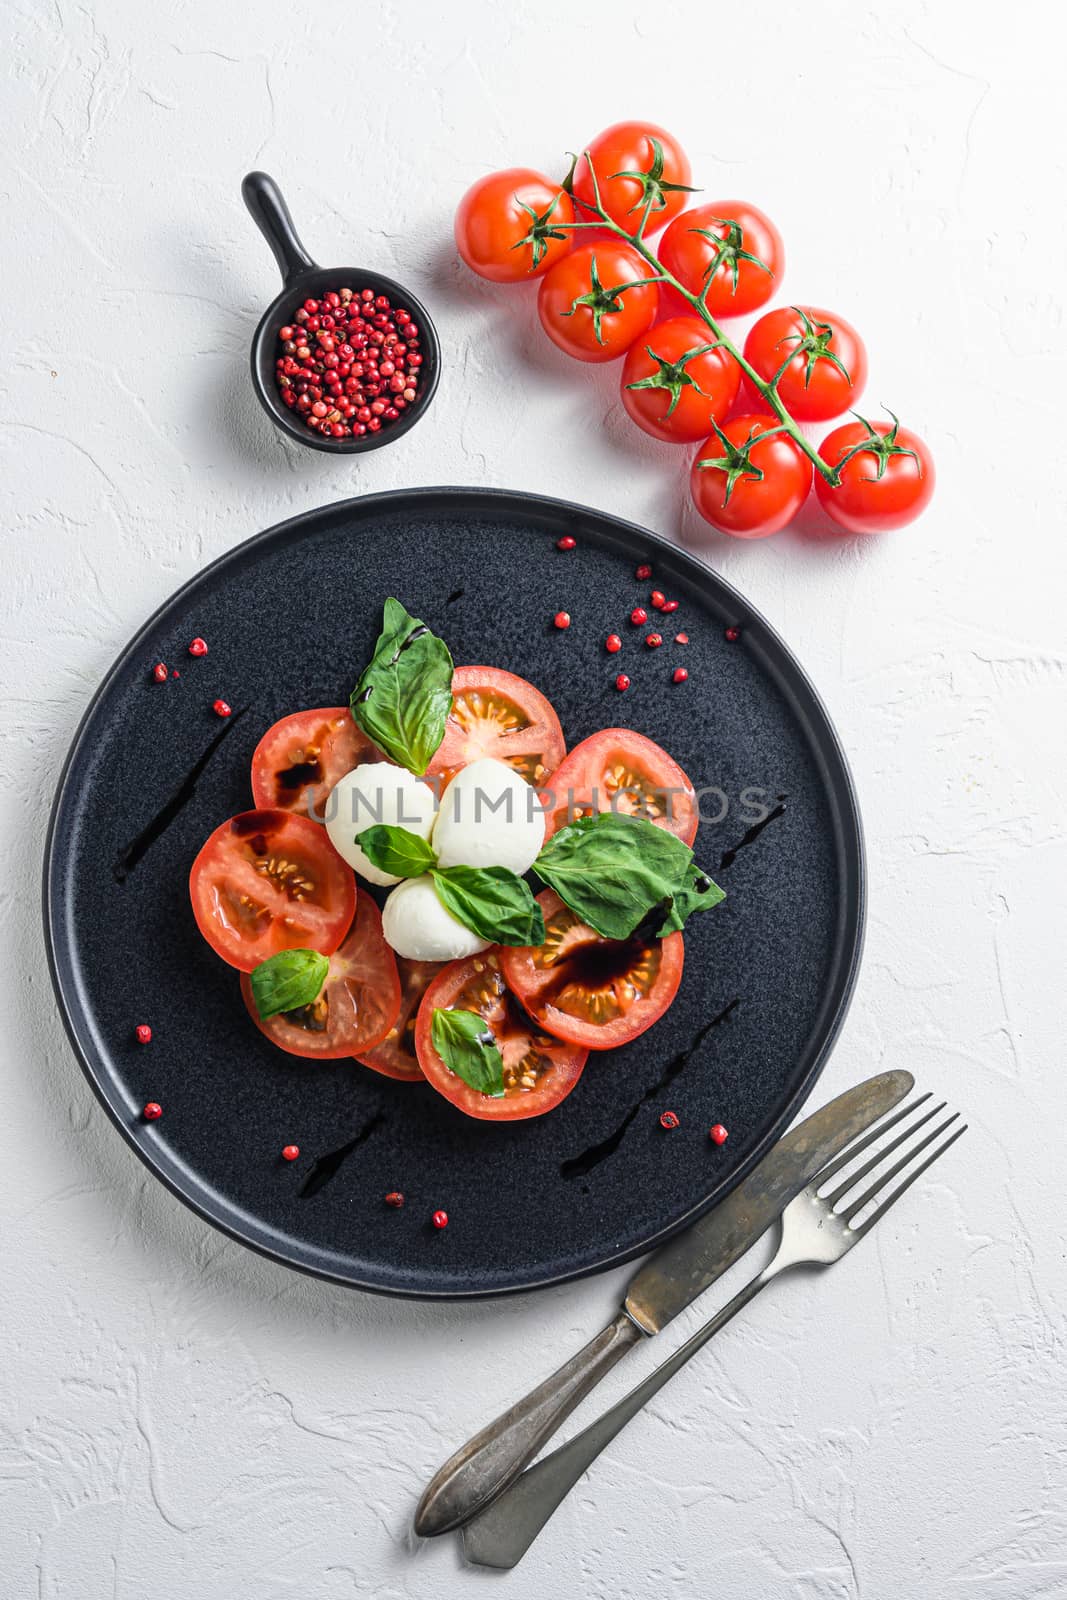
[[250, 708, 375, 819], [425, 666, 566, 790], [454, 168, 575, 283], [190, 809, 356, 972], [415, 954, 587, 1120], [621, 316, 741, 444], [743, 305, 867, 422], [542, 728, 698, 846], [572, 122, 692, 236], [815, 416, 935, 533], [660, 201, 783, 317], [499, 890, 684, 1052], [240, 888, 400, 1060], [690, 415, 813, 539], [353, 956, 443, 1081], [538, 242, 659, 363]]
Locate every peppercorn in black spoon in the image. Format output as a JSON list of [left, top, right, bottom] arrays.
[[241, 170, 441, 454]]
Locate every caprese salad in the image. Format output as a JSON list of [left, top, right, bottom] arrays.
[[189, 598, 725, 1120]]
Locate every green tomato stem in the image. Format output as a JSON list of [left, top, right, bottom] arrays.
[[564, 185, 840, 487]]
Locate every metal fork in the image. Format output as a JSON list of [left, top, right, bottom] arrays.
[[461, 1097, 966, 1569]]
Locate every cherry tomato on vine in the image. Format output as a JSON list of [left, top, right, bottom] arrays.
[[538, 242, 659, 363], [815, 414, 935, 533], [660, 201, 784, 317], [621, 316, 741, 444], [690, 415, 813, 539], [743, 305, 867, 422], [454, 168, 575, 283], [572, 122, 693, 235]]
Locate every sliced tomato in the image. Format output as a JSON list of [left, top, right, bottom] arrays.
[[190, 809, 356, 973], [414, 953, 588, 1120], [425, 666, 566, 789], [240, 888, 400, 1060], [542, 728, 698, 845], [250, 708, 375, 818], [500, 890, 684, 1051], [353, 956, 442, 1082]]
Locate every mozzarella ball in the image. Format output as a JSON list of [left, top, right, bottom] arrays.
[[432, 757, 545, 875], [325, 762, 436, 886], [381, 875, 490, 961]]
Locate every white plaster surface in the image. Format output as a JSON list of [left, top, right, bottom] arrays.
[[2, 1, 1065, 1594]]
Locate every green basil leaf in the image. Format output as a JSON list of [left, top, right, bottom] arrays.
[[431, 1007, 505, 1097], [349, 598, 454, 776], [534, 811, 695, 939], [431, 865, 546, 947], [656, 861, 727, 935], [249, 948, 330, 1021], [355, 823, 437, 879]]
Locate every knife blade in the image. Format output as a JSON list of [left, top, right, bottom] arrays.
[[624, 1067, 915, 1332], [414, 1068, 913, 1537]]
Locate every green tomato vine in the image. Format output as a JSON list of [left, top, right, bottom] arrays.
[[555, 144, 856, 488]]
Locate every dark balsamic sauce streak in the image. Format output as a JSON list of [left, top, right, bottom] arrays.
[[298, 1111, 386, 1199], [446, 587, 465, 605], [718, 797, 787, 873], [278, 758, 322, 791], [112, 706, 248, 883], [560, 997, 740, 1181]]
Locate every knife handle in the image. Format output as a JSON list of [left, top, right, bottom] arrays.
[[413, 1308, 643, 1537]]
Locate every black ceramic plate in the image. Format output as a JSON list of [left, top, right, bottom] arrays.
[[44, 488, 864, 1299]]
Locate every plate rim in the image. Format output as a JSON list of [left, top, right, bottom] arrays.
[[43, 485, 866, 1300]]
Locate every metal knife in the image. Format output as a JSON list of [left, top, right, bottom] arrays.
[[414, 1068, 913, 1537]]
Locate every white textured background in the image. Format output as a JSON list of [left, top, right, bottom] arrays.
[[2, 1, 1065, 1595]]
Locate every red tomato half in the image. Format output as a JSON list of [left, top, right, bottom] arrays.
[[454, 168, 575, 283], [660, 201, 784, 317], [190, 809, 356, 972], [538, 242, 659, 363], [621, 316, 741, 444], [353, 956, 442, 1081], [573, 121, 692, 235], [414, 954, 588, 1120], [744, 305, 867, 422], [499, 890, 684, 1051], [816, 418, 935, 534], [250, 708, 375, 818], [690, 415, 813, 539], [542, 728, 698, 845], [425, 666, 566, 789], [240, 888, 400, 1060]]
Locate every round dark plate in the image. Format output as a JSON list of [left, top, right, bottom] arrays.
[[44, 487, 864, 1299]]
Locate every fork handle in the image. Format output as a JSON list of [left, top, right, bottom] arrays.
[[461, 1268, 773, 1570], [414, 1309, 643, 1537]]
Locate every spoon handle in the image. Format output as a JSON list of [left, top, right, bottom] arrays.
[[241, 171, 316, 285]]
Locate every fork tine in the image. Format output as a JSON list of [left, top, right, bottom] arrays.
[[841, 1113, 961, 1225], [813, 1092, 933, 1189], [856, 1125, 968, 1235], [823, 1099, 946, 1209]]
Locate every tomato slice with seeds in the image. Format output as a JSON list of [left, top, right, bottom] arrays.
[[425, 666, 566, 790], [190, 809, 356, 972], [353, 956, 443, 1082], [541, 728, 698, 845], [414, 952, 588, 1120], [499, 890, 684, 1052], [240, 888, 401, 1060], [250, 708, 375, 819]]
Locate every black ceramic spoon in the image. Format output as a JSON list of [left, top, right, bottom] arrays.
[[241, 170, 441, 455]]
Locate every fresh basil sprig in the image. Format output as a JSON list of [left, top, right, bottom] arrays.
[[431, 865, 545, 947], [534, 811, 724, 940], [350, 598, 454, 776], [357, 824, 545, 946], [356, 823, 437, 879], [250, 948, 330, 1021], [431, 1008, 505, 1097]]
